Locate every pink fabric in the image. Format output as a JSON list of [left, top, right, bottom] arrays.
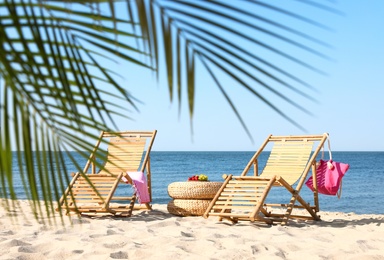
[[127, 171, 150, 203], [306, 160, 349, 196]]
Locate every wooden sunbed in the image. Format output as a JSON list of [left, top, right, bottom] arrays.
[[204, 134, 328, 225], [57, 130, 157, 217]]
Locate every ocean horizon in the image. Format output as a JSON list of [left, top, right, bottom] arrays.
[[5, 151, 384, 215]]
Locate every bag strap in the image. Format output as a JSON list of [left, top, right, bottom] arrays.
[[325, 133, 343, 199], [319, 134, 333, 165], [337, 181, 342, 199], [325, 133, 332, 161], [320, 144, 324, 160], [320, 133, 332, 160]]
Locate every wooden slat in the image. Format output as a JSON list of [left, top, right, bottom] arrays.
[[220, 194, 265, 199], [73, 183, 115, 187], [260, 141, 313, 185], [225, 183, 269, 188], [106, 137, 146, 174], [208, 212, 251, 219], [214, 201, 259, 206], [108, 155, 144, 159], [78, 195, 105, 200], [102, 131, 155, 138]]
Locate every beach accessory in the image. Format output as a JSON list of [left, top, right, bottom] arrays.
[[188, 174, 209, 181], [305, 134, 350, 198], [125, 172, 150, 203], [167, 199, 212, 216], [168, 181, 222, 199], [167, 181, 223, 216]]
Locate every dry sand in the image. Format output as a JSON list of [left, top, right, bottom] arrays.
[[1, 199, 384, 260]]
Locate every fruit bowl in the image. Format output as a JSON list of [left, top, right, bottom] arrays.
[[188, 174, 208, 181]]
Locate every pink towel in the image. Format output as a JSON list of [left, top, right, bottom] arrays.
[[126, 172, 150, 204]]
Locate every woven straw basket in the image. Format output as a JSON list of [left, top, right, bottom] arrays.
[[167, 181, 222, 199], [167, 199, 212, 216]]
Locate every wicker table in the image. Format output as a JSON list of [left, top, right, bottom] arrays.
[[167, 181, 222, 216]]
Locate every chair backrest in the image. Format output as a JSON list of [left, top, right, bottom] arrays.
[[97, 130, 157, 175], [260, 139, 314, 185], [241, 134, 327, 186]]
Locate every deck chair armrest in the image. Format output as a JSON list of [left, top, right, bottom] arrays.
[[122, 172, 133, 184], [70, 172, 77, 177]]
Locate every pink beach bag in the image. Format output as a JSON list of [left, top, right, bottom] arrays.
[[305, 134, 350, 198], [306, 159, 349, 197]]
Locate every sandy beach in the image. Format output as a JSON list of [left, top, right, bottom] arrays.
[[0, 199, 383, 260]]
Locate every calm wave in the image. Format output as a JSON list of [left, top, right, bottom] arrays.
[[5, 151, 384, 214]]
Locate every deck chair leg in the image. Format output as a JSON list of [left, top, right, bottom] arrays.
[[144, 203, 152, 210], [277, 176, 321, 224], [220, 216, 238, 224], [281, 192, 299, 225], [295, 194, 321, 221], [124, 193, 136, 217], [260, 206, 271, 217]]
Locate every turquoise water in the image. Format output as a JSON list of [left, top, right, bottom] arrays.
[[4, 151, 384, 214]]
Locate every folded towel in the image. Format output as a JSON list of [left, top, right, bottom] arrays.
[[126, 172, 150, 204]]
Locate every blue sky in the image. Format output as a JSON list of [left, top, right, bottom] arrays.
[[112, 1, 384, 151]]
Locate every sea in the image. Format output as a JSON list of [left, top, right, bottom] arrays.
[[5, 151, 384, 215]]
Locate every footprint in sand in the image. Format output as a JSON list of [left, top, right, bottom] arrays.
[[357, 240, 377, 251], [176, 244, 197, 254], [207, 239, 224, 250], [18, 246, 35, 253], [0, 230, 14, 236], [180, 231, 194, 238], [107, 229, 118, 235], [71, 218, 90, 225], [275, 248, 287, 259], [213, 233, 224, 239], [89, 233, 105, 238], [103, 242, 127, 249], [251, 244, 270, 254], [110, 251, 128, 259], [6, 239, 31, 247], [54, 229, 68, 235], [147, 219, 176, 228]]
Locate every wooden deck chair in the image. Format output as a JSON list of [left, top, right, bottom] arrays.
[[204, 134, 328, 225], [58, 130, 157, 217]]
